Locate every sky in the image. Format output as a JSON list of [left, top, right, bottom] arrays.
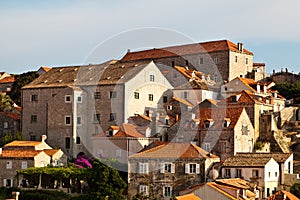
[[0, 0, 300, 74]]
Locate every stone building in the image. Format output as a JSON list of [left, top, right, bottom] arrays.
[[21, 60, 173, 157], [128, 142, 220, 199], [0, 111, 20, 144], [121, 39, 260, 82], [0, 135, 66, 187], [0, 76, 15, 94]]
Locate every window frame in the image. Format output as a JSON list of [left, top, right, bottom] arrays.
[[31, 115, 37, 123], [235, 169, 242, 178], [109, 113, 116, 121], [149, 74, 155, 82], [77, 116, 82, 126], [225, 168, 231, 178], [139, 163, 149, 174], [148, 94, 154, 101], [65, 95, 71, 103], [164, 186, 172, 197], [31, 94, 38, 102], [94, 92, 101, 99], [65, 137, 71, 149], [6, 161, 12, 169], [65, 116, 71, 125], [134, 92, 139, 99], [139, 184, 148, 195], [110, 91, 117, 99]]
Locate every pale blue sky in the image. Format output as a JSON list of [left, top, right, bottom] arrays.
[[0, 0, 300, 74]]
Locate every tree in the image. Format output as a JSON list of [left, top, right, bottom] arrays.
[[0, 93, 13, 111], [291, 183, 300, 198], [10, 71, 39, 104]]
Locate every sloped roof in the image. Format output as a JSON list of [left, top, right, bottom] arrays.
[[39, 66, 52, 72], [175, 79, 209, 90], [0, 111, 20, 120], [129, 142, 219, 159], [0, 150, 43, 158], [223, 153, 279, 167], [114, 123, 145, 138], [4, 140, 42, 147], [176, 194, 201, 200], [0, 76, 15, 84], [173, 96, 194, 107], [268, 190, 299, 200], [23, 60, 151, 89], [197, 107, 244, 129], [44, 149, 60, 156], [236, 153, 292, 163], [215, 178, 251, 189], [121, 39, 253, 62]]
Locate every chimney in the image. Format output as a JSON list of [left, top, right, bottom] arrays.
[[41, 135, 47, 142], [256, 84, 261, 94], [237, 42, 244, 52], [127, 49, 131, 53]]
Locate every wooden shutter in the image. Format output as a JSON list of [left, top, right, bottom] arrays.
[[3, 179, 6, 187], [196, 164, 200, 174], [160, 163, 165, 173], [185, 164, 189, 174], [171, 164, 175, 173]]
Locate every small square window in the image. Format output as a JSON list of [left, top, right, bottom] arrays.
[[94, 92, 101, 99], [235, 55, 238, 63], [65, 116, 71, 125], [77, 116, 82, 125], [21, 161, 27, 169], [163, 96, 168, 103], [116, 149, 122, 157], [31, 95, 38, 102], [109, 113, 116, 121], [164, 186, 171, 197], [3, 122, 8, 129], [134, 92, 139, 99], [225, 168, 231, 178], [31, 115, 37, 123], [77, 96, 82, 103], [139, 185, 148, 195], [149, 74, 155, 82], [245, 58, 249, 64], [148, 94, 153, 101], [200, 57, 204, 64], [65, 137, 71, 149], [236, 169, 242, 178], [76, 136, 80, 144], [65, 95, 71, 103], [94, 113, 100, 122], [6, 161, 12, 169]]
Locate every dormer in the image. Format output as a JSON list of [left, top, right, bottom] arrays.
[[204, 119, 214, 128], [106, 126, 120, 137], [223, 118, 231, 128]]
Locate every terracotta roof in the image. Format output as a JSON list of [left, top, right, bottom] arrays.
[[23, 60, 151, 89], [44, 149, 60, 156], [196, 107, 244, 129], [0, 111, 20, 120], [268, 190, 299, 200], [4, 140, 42, 147], [0, 76, 14, 84], [215, 178, 251, 189], [173, 96, 194, 107], [0, 150, 42, 158], [114, 123, 145, 138], [253, 63, 266, 67], [40, 66, 52, 72], [175, 79, 209, 90], [207, 182, 239, 200], [222, 153, 291, 167], [129, 142, 219, 159], [121, 39, 253, 62], [176, 194, 201, 200]]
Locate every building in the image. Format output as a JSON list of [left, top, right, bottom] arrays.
[[0, 111, 20, 144], [22, 60, 173, 157], [128, 142, 220, 199], [222, 153, 293, 199], [179, 178, 257, 200], [90, 123, 159, 164], [0, 135, 67, 187], [0, 76, 15, 94], [268, 190, 299, 200], [121, 39, 260, 82]]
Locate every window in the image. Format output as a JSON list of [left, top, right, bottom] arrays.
[[139, 163, 149, 174], [110, 91, 117, 98], [109, 113, 116, 121], [268, 172, 271, 177], [220, 141, 227, 153], [77, 116, 82, 125], [224, 86, 228, 91], [65, 95, 71, 103], [164, 186, 172, 197], [275, 172, 278, 177], [31, 95, 38, 102], [245, 58, 249, 64], [171, 61, 175, 67], [4, 179, 12, 187], [241, 125, 249, 135], [160, 163, 175, 173], [134, 92, 139, 99], [93, 113, 100, 122], [65, 116, 71, 125], [252, 170, 259, 178], [65, 137, 71, 149], [94, 92, 101, 99], [200, 57, 204, 64], [149, 74, 155, 82], [21, 161, 27, 169], [225, 168, 231, 178], [77, 96, 82, 103], [235, 169, 242, 178], [31, 115, 37, 123], [3, 122, 8, 129], [183, 91, 188, 99], [148, 94, 153, 101], [6, 161, 12, 169], [76, 137, 80, 144], [163, 96, 168, 103], [267, 188, 270, 197], [116, 149, 122, 157], [235, 55, 238, 63], [185, 163, 200, 174], [139, 185, 148, 195], [204, 143, 210, 151], [167, 105, 172, 110], [30, 135, 36, 141]]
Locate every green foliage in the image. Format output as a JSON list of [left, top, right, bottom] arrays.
[[272, 82, 300, 101], [1, 132, 23, 146], [0, 93, 13, 111], [10, 71, 39, 104], [291, 183, 300, 198], [19, 189, 70, 200]]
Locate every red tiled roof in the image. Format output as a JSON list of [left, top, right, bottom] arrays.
[[121, 40, 253, 62], [0, 112, 20, 120], [176, 194, 201, 200], [129, 142, 219, 159], [40, 66, 51, 72], [0, 76, 14, 84], [268, 190, 299, 200], [0, 150, 42, 158], [4, 140, 42, 147]]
